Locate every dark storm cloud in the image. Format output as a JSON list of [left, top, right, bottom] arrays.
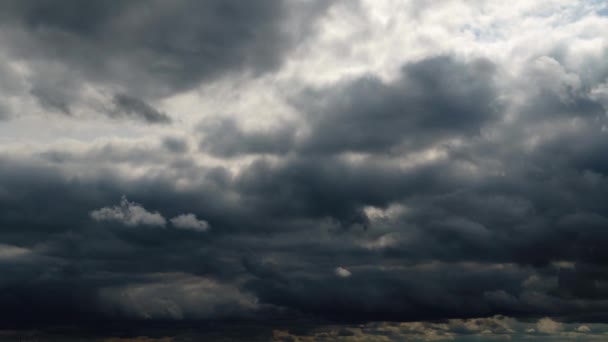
[[0, 0, 332, 120], [4, 42, 608, 329], [111, 94, 171, 124], [202, 56, 500, 156], [0, 156, 249, 326], [232, 155, 446, 229], [244, 263, 532, 322], [517, 58, 606, 123], [4, 121, 608, 326], [297, 56, 499, 154], [195, 56, 608, 321]]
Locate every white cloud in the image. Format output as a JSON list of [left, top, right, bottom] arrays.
[[90, 195, 166, 227], [335, 266, 352, 278], [170, 213, 210, 232]]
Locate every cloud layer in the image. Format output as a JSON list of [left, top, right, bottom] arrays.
[[0, 0, 608, 336], [91, 196, 167, 227]]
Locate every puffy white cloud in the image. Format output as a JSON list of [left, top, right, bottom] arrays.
[[170, 213, 210, 232], [90, 195, 166, 227]]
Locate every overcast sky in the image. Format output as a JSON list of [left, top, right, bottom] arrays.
[[1, 0, 608, 340]]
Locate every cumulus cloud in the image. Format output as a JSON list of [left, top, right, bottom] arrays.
[[170, 214, 210, 232], [91, 196, 167, 227]]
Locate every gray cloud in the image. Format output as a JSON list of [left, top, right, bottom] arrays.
[[111, 94, 171, 124], [202, 56, 500, 156], [1, 0, 608, 335], [0, 0, 332, 121], [29, 78, 74, 115], [296, 56, 499, 154], [0, 103, 10, 121], [162, 137, 189, 154]]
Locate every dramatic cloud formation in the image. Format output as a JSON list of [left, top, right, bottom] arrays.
[[1, 0, 608, 340]]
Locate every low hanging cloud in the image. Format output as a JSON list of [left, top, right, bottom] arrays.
[[90, 196, 167, 227], [170, 213, 210, 232]]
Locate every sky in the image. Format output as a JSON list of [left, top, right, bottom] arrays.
[[0, 0, 608, 341]]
